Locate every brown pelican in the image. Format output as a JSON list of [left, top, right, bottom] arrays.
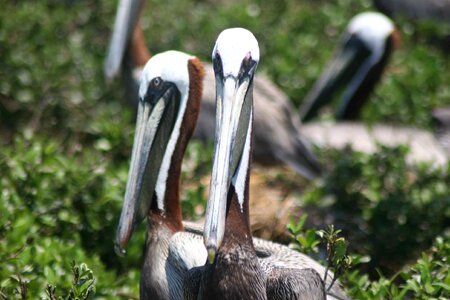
[[104, 0, 322, 180], [115, 50, 208, 299], [298, 12, 449, 166], [299, 12, 399, 121], [185, 28, 347, 300], [115, 48, 345, 300]]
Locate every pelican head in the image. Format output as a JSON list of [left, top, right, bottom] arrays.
[[115, 50, 203, 255], [300, 12, 397, 121], [346, 12, 396, 65], [203, 28, 259, 263]]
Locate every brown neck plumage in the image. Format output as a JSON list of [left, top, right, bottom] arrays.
[[221, 174, 253, 251], [129, 22, 151, 68], [222, 112, 254, 251], [128, 0, 151, 68]]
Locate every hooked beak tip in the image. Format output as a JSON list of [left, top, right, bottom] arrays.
[[207, 246, 216, 264], [114, 242, 127, 257]]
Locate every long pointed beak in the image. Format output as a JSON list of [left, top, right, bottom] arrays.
[[104, 0, 142, 80], [299, 34, 371, 122], [203, 74, 252, 263], [115, 84, 180, 255]]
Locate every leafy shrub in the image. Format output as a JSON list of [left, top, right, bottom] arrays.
[[0, 0, 449, 298], [344, 234, 450, 299], [304, 145, 450, 276], [0, 136, 141, 298]]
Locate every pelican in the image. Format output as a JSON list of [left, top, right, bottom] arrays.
[[104, 0, 322, 180], [299, 12, 449, 166], [184, 28, 348, 300], [115, 49, 345, 300], [299, 12, 399, 121], [115, 50, 208, 300]]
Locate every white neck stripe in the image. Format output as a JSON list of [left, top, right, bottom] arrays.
[[232, 108, 252, 212], [155, 88, 189, 210]]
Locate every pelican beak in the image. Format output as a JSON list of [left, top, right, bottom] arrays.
[[299, 33, 371, 122], [115, 81, 181, 256], [204, 55, 257, 263], [104, 0, 142, 80]]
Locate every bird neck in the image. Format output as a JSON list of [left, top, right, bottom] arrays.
[[336, 32, 395, 120], [222, 109, 254, 251], [129, 22, 151, 68], [222, 177, 253, 250], [151, 58, 204, 232], [202, 167, 267, 300]]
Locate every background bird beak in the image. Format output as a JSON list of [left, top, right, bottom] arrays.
[[300, 33, 371, 122], [104, 0, 142, 80]]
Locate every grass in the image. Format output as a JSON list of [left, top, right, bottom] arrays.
[[0, 0, 449, 298]]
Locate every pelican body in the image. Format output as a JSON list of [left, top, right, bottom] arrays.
[[114, 50, 207, 300], [105, 0, 322, 180], [186, 28, 347, 300]]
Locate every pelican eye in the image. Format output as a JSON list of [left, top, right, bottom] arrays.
[[213, 52, 223, 75], [243, 52, 252, 68], [239, 52, 257, 80], [141, 76, 167, 104], [150, 77, 163, 89]]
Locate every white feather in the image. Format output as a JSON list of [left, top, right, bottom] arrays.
[[347, 12, 395, 64], [232, 109, 253, 212]]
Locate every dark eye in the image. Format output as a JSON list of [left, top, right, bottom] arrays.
[[150, 77, 163, 89], [213, 52, 223, 74], [238, 52, 256, 79], [243, 52, 252, 68]]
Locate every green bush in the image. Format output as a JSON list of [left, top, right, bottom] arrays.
[[344, 234, 450, 299], [1, 0, 449, 298], [304, 146, 450, 276], [0, 136, 142, 298]]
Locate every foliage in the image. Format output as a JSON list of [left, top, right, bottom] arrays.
[[141, 0, 450, 128], [0, 136, 141, 298], [343, 234, 450, 299], [46, 262, 96, 300], [289, 216, 353, 292], [303, 145, 450, 276], [290, 197, 450, 299], [287, 214, 321, 254], [317, 225, 352, 290], [402, 235, 450, 299], [0, 0, 449, 298]]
